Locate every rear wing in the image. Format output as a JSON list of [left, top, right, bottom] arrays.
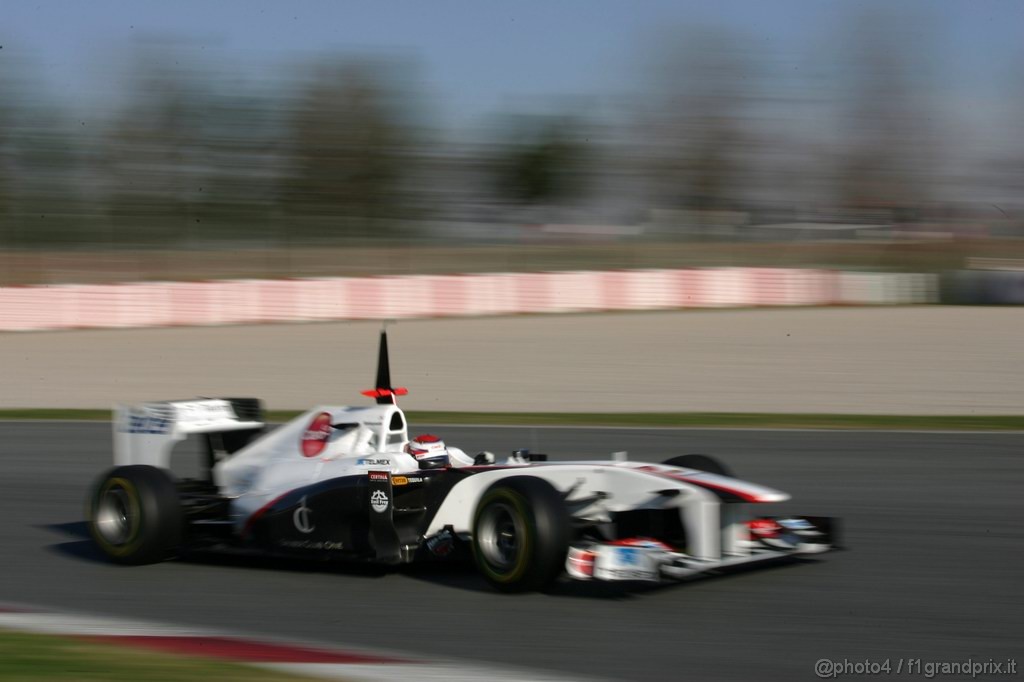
[[113, 398, 265, 470]]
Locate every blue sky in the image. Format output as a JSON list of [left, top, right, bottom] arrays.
[[3, 0, 1022, 129]]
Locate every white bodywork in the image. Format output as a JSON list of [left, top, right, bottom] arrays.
[[423, 461, 789, 561], [114, 400, 832, 580], [215, 404, 415, 527]]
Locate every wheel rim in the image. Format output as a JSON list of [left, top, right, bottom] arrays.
[[95, 483, 136, 546], [477, 501, 525, 571]]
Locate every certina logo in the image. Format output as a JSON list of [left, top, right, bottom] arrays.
[[370, 490, 389, 513], [368, 471, 389, 482], [300, 412, 332, 457], [293, 496, 315, 534]]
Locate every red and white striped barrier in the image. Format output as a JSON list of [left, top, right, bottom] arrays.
[[0, 268, 937, 332], [0, 603, 589, 682]]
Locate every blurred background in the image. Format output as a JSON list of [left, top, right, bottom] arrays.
[[1, 0, 1023, 285]]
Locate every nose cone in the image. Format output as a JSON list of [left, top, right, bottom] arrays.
[[662, 469, 791, 503]]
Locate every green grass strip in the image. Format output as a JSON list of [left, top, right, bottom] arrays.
[[0, 630, 323, 681], [0, 409, 115, 421], [1, 408, 1023, 430]]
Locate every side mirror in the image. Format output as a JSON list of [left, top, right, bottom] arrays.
[[511, 448, 547, 462]]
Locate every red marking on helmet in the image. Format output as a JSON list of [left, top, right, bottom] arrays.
[[407, 434, 447, 458], [412, 434, 441, 443]]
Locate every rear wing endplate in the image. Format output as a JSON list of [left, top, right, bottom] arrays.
[[113, 398, 264, 469]]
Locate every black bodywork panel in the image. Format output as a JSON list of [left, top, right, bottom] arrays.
[[241, 468, 473, 562]]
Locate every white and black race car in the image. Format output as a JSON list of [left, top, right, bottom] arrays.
[[88, 332, 839, 592]]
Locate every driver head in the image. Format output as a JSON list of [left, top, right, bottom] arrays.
[[406, 434, 449, 469]]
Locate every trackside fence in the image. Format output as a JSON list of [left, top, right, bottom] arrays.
[[0, 268, 937, 332]]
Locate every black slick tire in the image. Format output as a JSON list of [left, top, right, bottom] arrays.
[[87, 465, 183, 565], [472, 476, 570, 593]]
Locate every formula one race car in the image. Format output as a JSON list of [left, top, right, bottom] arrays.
[[87, 331, 839, 592]]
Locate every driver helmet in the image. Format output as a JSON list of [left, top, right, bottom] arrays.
[[405, 434, 449, 469]]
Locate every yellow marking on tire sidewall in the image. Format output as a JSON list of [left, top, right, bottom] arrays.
[[476, 489, 532, 584], [94, 477, 144, 557]]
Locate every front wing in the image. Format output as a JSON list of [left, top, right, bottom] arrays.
[[566, 516, 839, 583]]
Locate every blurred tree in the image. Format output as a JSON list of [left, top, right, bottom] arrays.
[[282, 58, 422, 241], [100, 46, 290, 247], [834, 10, 937, 216], [0, 66, 15, 237], [641, 27, 753, 215], [190, 89, 287, 244], [0, 57, 85, 247], [995, 54, 1024, 221], [10, 106, 84, 244], [100, 50, 213, 246], [491, 115, 591, 211]]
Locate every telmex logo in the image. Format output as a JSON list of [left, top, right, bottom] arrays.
[[301, 412, 332, 457]]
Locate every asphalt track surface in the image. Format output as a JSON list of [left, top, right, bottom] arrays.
[[2, 422, 1022, 681]]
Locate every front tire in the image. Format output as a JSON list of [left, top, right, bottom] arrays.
[[472, 477, 569, 593], [88, 465, 183, 565]]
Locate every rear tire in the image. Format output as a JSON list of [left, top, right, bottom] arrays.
[[662, 454, 733, 477], [87, 465, 183, 565], [472, 477, 569, 593]]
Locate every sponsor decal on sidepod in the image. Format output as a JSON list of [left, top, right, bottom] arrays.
[[293, 496, 315, 534], [301, 412, 332, 457], [370, 490, 389, 513]]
